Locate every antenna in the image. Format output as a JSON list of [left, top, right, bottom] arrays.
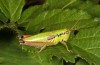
[[69, 20, 79, 32]]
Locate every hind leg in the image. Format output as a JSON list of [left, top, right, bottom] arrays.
[[60, 41, 72, 52]]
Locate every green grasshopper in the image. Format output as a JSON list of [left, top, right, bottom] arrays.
[[18, 21, 78, 52]]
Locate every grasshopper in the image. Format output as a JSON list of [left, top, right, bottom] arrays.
[[18, 21, 78, 52]]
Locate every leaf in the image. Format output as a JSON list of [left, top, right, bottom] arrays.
[[86, 5, 100, 17], [0, 10, 8, 22], [18, 5, 43, 24], [76, 59, 90, 65], [22, 43, 76, 63], [67, 0, 100, 17], [25, 9, 62, 34], [0, 0, 25, 22], [0, 37, 76, 65], [0, 40, 62, 65], [71, 26, 100, 65], [42, 0, 77, 10], [18, 0, 79, 28], [89, 0, 100, 4], [78, 1, 100, 17], [26, 9, 91, 34], [50, 56, 62, 65]]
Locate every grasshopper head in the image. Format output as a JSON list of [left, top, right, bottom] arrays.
[[18, 35, 32, 44], [18, 35, 25, 44]]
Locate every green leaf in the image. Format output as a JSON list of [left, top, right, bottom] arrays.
[[76, 59, 90, 65], [86, 0, 100, 4], [0, 0, 25, 22], [18, 5, 43, 24], [71, 26, 100, 65], [50, 56, 62, 65], [86, 5, 100, 17], [26, 9, 91, 34], [67, 1, 100, 17], [0, 10, 8, 22], [0, 38, 76, 65], [26, 9, 62, 34], [42, 0, 77, 10], [0, 40, 44, 65], [78, 1, 100, 17], [21, 43, 76, 63]]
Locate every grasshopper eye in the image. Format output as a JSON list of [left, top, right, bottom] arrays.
[[21, 35, 24, 38], [18, 35, 24, 39]]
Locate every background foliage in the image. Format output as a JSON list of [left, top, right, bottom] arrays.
[[0, 0, 100, 65]]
